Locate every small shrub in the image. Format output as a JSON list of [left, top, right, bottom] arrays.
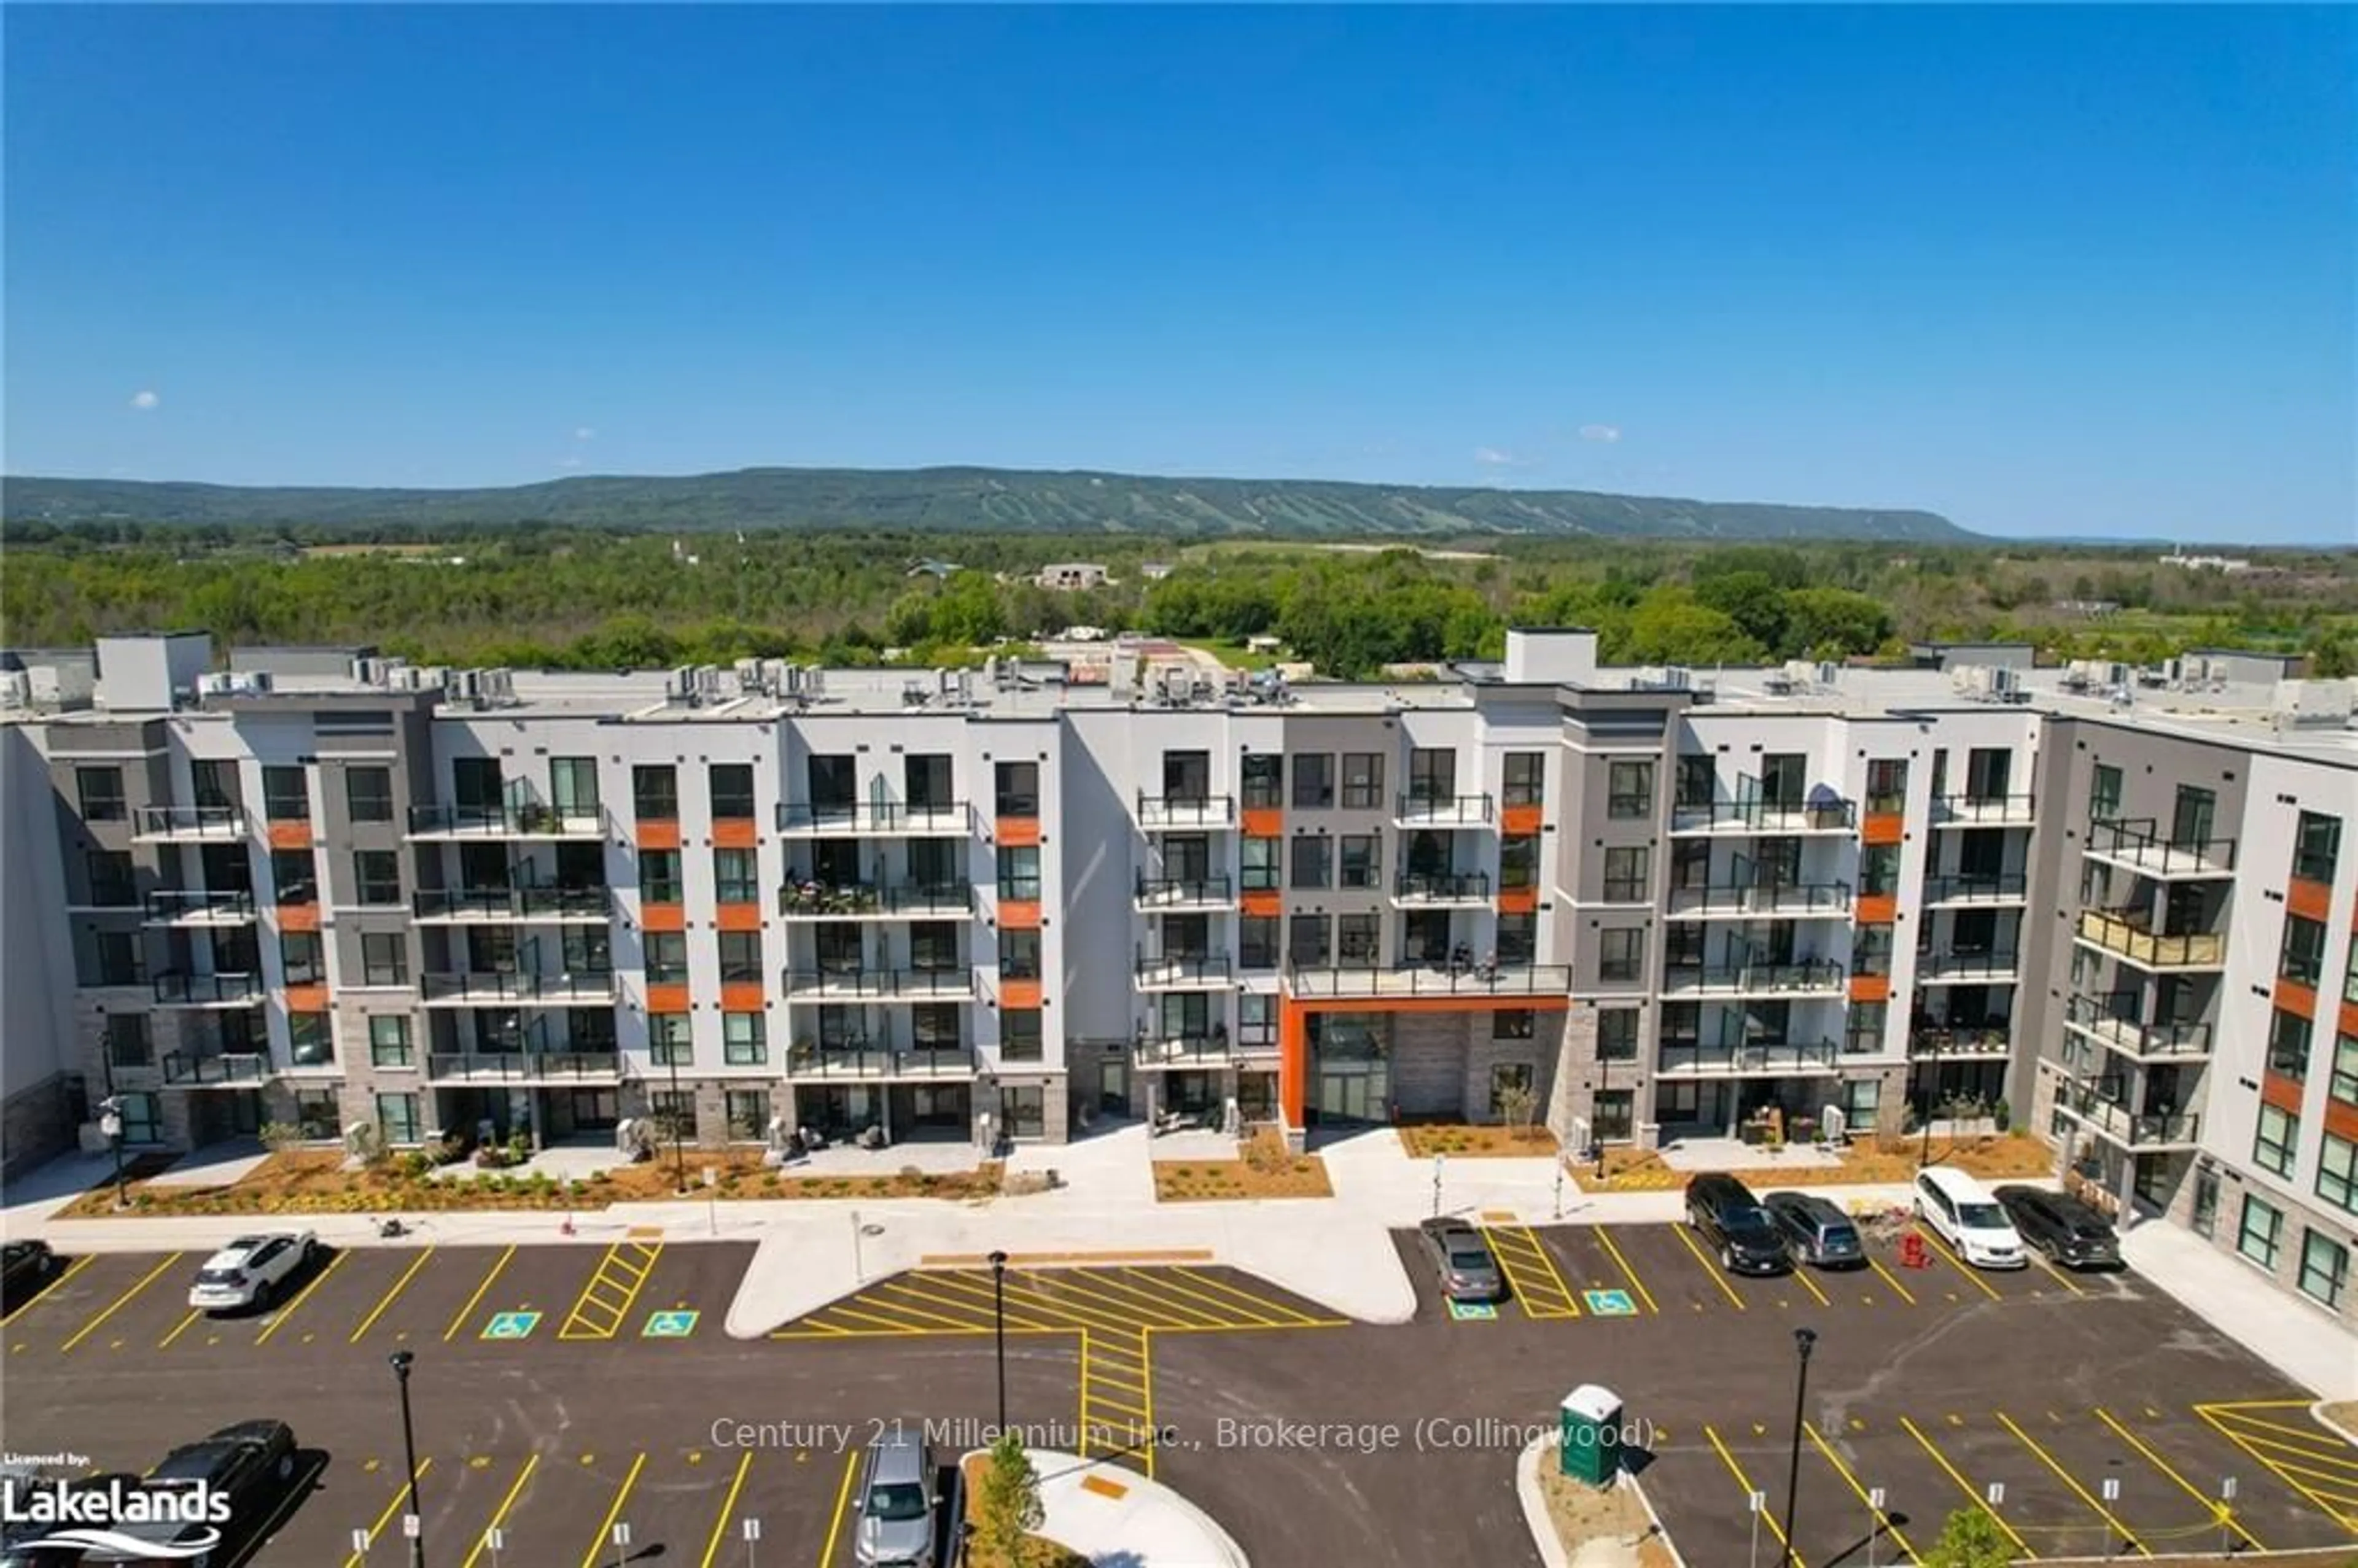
[[258, 1120, 306, 1155]]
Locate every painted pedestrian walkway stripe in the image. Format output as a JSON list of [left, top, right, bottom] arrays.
[[482, 1311, 541, 1341]]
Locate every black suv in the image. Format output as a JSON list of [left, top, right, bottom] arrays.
[[1686, 1173, 1791, 1275], [1993, 1186, 2120, 1270], [150, 1419, 299, 1530]]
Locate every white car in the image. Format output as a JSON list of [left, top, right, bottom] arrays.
[[188, 1232, 318, 1311], [1914, 1168, 2026, 1270]]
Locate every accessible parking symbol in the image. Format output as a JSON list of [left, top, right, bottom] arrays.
[[642, 1309, 699, 1338], [1446, 1300, 1498, 1321], [482, 1311, 542, 1341], [1583, 1289, 1638, 1317]]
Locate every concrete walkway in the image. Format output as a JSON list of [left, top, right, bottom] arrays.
[[1017, 1448, 1250, 1567], [2119, 1214, 2358, 1399]]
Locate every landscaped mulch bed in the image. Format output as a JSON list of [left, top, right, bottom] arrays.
[[1396, 1123, 1560, 1159], [1571, 1133, 2056, 1194], [1153, 1130, 1333, 1201]]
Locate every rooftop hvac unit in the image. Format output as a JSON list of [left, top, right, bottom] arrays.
[[734, 658, 765, 686], [197, 672, 238, 697], [447, 669, 482, 704], [804, 667, 825, 699], [2274, 678, 2357, 728], [1782, 659, 1818, 688], [353, 656, 389, 686], [1662, 666, 1692, 691], [0, 670, 28, 710], [693, 664, 724, 694], [1815, 661, 1842, 688], [240, 670, 273, 696], [1989, 666, 2020, 697], [479, 669, 516, 706]]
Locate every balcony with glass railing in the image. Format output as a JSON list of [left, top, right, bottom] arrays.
[[1915, 948, 2021, 984], [1660, 960, 1846, 998], [1135, 952, 1234, 990], [1134, 874, 1237, 912], [2058, 1093, 2201, 1151], [780, 967, 977, 1001], [1922, 873, 2029, 906], [411, 887, 612, 922], [1907, 1025, 2012, 1058], [784, 1034, 976, 1079], [2062, 993, 2213, 1062], [406, 802, 606, 839], [2083, 817, 2238, 879], [1929, 792, 2036, 828], [1136, 793, 1236, 829], [142, 888, 259, 926], [2075, 909, 2225, 970], [1665, 882, 1852, 919], [418, 971, 618, 1006], [160, 1050, 271, 1086], [1284, 960, 1571, 999], [424, 1049, 623, 1083], [1134, 1028, 1236, 1068], [776, 801, 973, 836], [1656, 1039, 1839, 1077], [777, 879, 975, 920], [1671, 784, 1856, 836], [133, 804, 247, 842], [1393, 793, 1495, 828], [152, 971, 265, 1007], [1390, 871, 1492, 907]]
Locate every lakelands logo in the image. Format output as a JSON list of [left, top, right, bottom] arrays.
[[1, 1475, 229, 1561]]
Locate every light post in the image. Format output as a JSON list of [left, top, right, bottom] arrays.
[[388, 1351, 426, 1567], [1593, 1060, 1609, 1181], [1918, 1039, 1937, 1168], [666, 1047, 688, 1194], [989, 1249, 1010, 1438], [1780, 1328, 1817, 1568], [98, 1037, 127, 1210]]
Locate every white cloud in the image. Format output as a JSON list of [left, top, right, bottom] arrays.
[[573, 427, 595, 442], [558, 455, 583, 470], [128, 389, 159, 411], [1578, 424, 1621, 444], [1473, 446, 1523, 468]]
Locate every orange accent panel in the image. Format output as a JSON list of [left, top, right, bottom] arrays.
[[1500, 804, 1543, 837], [1240, 891, 1282, 918], [1240, 808, 1283, 839], [715, 902, 761, 933], [1279, 999, 1307, 1127], [1848, 974, 1891, 1004], [2274, 977, 2317, 1020], [2287, 877, 2333, 923], [266, 821, 314, 851], [637, 820, 682, 851], [999, 899, 1042, 930], [1856, 894, 1897, 925], [999, 977, 1043, 1009], [276, 902, 321, 933], [1497, 887, 1538, 915], [713, 818, 758, 850], [720, 982, 766, 1012], [2325, 1095, 2358, 1144], [282, 983, 329, 1012], [1861, 813, 1904, 847], [996, 817, 1041, 848], [645, 983, 691, 1014], [2262, 1072, 2306, 1115], [640, 902, 686, 933]]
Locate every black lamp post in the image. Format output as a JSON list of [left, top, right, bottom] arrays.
[[1918, 1038, 1938, 1168], [99, 1038, 127, 1211], [989, 1249, 1010, 1437], [388, 1350, 426, 1567], [1594, 1058, 1610, 1181], [1781, 1328, 1818, 1568], [667, 1047, 687, 1194]]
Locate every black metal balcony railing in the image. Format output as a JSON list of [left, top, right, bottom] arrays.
[[1393, 871, 1492, 902], [144, 888, 258, 920], [418, 971, 618, 1003], [1673, 797, 1858, 832], [1909, 1025, 2013, 1057], [1665, 882, 1852, 917], [426, 1050, 623, 1082], [1662, 960, 1846, 994], [1656, 1040, 1839, 1074], [1394, 793, 1495, 826], [1285, 961, 1572, 998], [2066, 1093, 2202, 1147], [782, 968, 975, 998], [152, 971, 264, 1004], [2063, 993, 2214, 1057], [134, 805, 245, 837], [1135, 953, 1234, 985], [776, 800, 971, 833], [1916, 948, 2022, 980], [1134, 1031, 1235, 1065], [2085, 817, 2238, 875], [160, 1050, 270, 1085], [407, 802, 602, 836], [412, 887, 611, 920], [1137, 793, 1237, 828], [777, 879, 974, 917], [1135, 874, 1235, 906], [1923, 873, 2029, 903], [1930, 792, 2037, 825], [785, 1041, 975, 1077]]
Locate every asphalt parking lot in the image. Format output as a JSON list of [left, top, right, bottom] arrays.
[[1, 1218, 2352, 1566]]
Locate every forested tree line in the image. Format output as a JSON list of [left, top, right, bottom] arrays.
[[1, 526, 2350, 679]]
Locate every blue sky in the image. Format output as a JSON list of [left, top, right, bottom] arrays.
[[6, 5, 2351, 543]]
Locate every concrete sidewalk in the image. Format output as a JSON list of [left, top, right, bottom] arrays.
[[1016, 1448, 1250, 1567], [2119, 1216, 2358, 1399]]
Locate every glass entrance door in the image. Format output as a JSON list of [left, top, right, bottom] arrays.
[[1315, 1065, 1387, 1123]]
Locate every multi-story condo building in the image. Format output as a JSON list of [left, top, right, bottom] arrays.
[[2, 629, 2351, 1327]]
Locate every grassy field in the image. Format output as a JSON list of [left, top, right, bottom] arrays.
[[1177, 636, 1283, 670]]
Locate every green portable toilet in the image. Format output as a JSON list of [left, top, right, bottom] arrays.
[[1560, 1383, 1624, 1485]]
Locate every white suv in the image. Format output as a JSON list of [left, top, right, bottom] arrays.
[[1914, 1169, 2026, 1270], [189, 1232, 318, 1311]]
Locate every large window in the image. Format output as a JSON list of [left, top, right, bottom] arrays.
[[1340, 753, 1385, 810], [76, 766, 126, 822], [262, 765, 310, 823], [649, 1014, 693, 1067], [106, 1014, 151, 1068], [369, 1015, 413, 1068], [1241, 754, 1283, 810], [2293, 812, 2343, 884], [709, 763, 755, 821], [718, 932, 762, 984], [1865, 759, 1909, 813], [1290, 836, 1331, 890], [1598, 928, 1646, 983], [998, 928, 1040, 979], [2300, 1230, 2349, 1310], [1603, 847, 1649, 902], [714, 848, 759, 904], [85, 850, 135, 906], [1241, 837, 1279, 892], [279, 931, 325, 986], [547, 757, 599, 818], [723, 1012, 767, 1066], [904, 754, 954, 809], [1339, 835, 1380, 889], [288, 1011, 333, 1067], [633, 764, 679, 821], [1499, 835, 1538, 890], [2088, 763, 2123, 825], [1860, 843, 1902, 898], [1288, 914, 1331, 968], [1240, 915, 1279, 970], [361, 933, 409, 987], [1503, 752, 1545, 809], [2334, 1033, 2358, 1108], [1337, 912, 1379, 964], [354, 850, 402, 906], [726, 1089, 772, 1142], [345, 766, 394, 824], [1598, 1009, 1640, 1062], [994, 761, 1039, 817], [1291, 754, 1334, 810], [376, 1092, 422, 1147], [1001, 1009, 1043, 1062], [2254, 1104, 2299, 1178], [2280, 915, 2328, 988], [645, 932, 688, 985], [1674, 755, 1715, 810], [2319, 1134, 2357, 1216], [639, 850, 683, 904], [2236, 1195, 2283, 1269], [996, 846, 1041, 901], [1406, 749, 1454, 805], [2268, 1010, 2314, 1083], [271, 848, 319, 905], [1607, 759, 1654, 819]]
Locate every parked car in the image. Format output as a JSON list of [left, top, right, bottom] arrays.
[[187, 1234, 317, 1313], [1, 1241, 55, 1300], [1762, 1192, 1866, 1269], [852, 1425, 941, 1568], [1417, 1219, 1504, 1303], [1993, 1185, 2120, 1270], [1685, 1173, 1791, 1275], [1914, 1168, 2026, 1269], [150, 1419, 300, 1532]]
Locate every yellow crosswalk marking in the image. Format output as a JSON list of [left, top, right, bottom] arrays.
[[1482, 1225, 1582, 1319]]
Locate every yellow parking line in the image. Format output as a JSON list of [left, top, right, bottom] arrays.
[[822, 1303, 957, 1337], [897, 1271, 1067, 1326], [1670, 1224, 1748, 1310], [0, 1254, 92, 1327], [698, 1450, 754, 1568], [961, 1270, 1145, 1334], [1053, 1268, 1224, 1327], [871, 1278, 1048, 1330], [559, 1243, 661, 1340], [254, 1248, 348, 1344], [1996, 1410, 2150, 1556], [816, 1446, 860, 1567], [2026, 1250, 2087, 1295], [461, 1453, 540, 1568], [575, 1451, 646, 1568], [1703, 1424, 1806, 1568], [1866, 1257, 1918, 1306], [1123, 1268, 1280, 1326], [2214, 1405, 2358, 1448], [1591, 1228, 1661, 1314], [158, 1308, 202, 1349], [342, 1456, 435, 1567], [1804, 1422, 1916, 1564], [58, 1252, 182, 1353], [1789, 1265, 1832, 1308], [1915, 1227, 2004, 1301], [1167, 1266, 1326, 1324], [349, 1248, 437, 1343], [2094, 1408, 2267, 1553], [1486, 1225, 1582, 1318], [1902, 1415, 2033, 1558], [444, 1246, 515, 1342]]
